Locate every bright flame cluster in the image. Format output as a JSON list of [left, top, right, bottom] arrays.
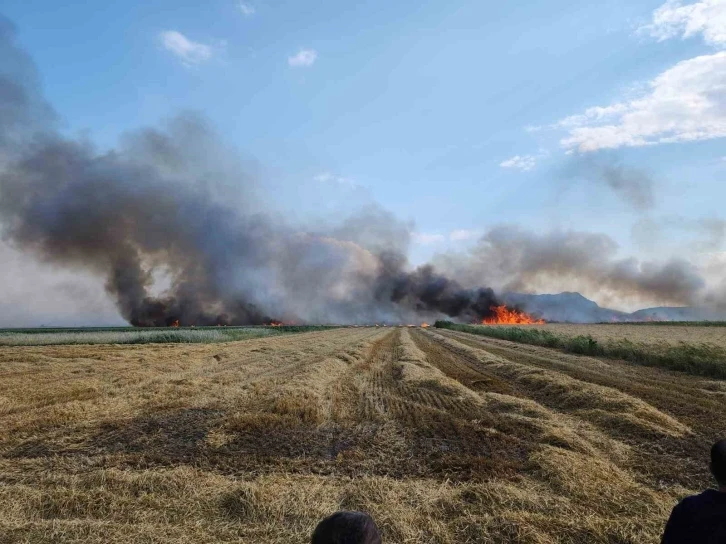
[[482, 305, 544, 325]]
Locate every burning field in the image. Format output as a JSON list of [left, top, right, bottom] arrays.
[[481, 305, 545, 325], [1, 15, 726, 544], [0, 325, 723, 543]]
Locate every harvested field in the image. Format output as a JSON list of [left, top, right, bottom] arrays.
[[0, 326, 723, 543], [529, 323, 726, 348], [436, 322, 726, 378]]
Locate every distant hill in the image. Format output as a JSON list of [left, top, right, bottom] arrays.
[[628, 306, 726, 322], [502, 291, 726, 323], [503, 292, 627, 323]]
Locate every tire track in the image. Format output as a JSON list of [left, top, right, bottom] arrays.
[[421, 328, 689, 439], [432, 328, 726, 486], [409, 328, 520, 397], [439, 328, 726, 433]]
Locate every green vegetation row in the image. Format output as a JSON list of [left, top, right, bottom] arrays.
[[0, 325, 339, 346], [434, 321, 726, 379]]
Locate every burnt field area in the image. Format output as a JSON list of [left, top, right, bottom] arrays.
[[0, 326, 724, 543]]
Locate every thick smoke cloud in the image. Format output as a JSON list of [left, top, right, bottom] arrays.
[[436, 226, 706, 309], [0, 18, 501, 326], [1, 16, 718, 326]]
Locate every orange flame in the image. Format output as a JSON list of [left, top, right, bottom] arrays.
[[171, 320, 180, 328], [268, 321, 284, 327], [482, 305, 544, 325], [420, 323, 430, 328]]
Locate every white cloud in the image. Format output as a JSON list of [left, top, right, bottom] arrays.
[[449, 229, 479, 242], [639, 0, 726, 47], [544, 1, 726, 152], [559, 51, 726, 151], [159, 30, 214, 66], [288, 49, 317, 67], [412, 229, 480, 245], [412, 232, 446, 245], [499, 154, 538, 171], [556, 104, 630, 129], [314, 172, 359, 189], [238, 2, 255, 16]]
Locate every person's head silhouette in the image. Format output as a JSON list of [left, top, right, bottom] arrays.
[[710, 439, 726, 489], [311, 511, 381, 544]]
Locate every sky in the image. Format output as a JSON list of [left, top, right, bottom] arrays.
[[1, 0, 725, 324]]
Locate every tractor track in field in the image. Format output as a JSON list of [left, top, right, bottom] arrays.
[[435, 328, 726, 434], [424, 327, 723, 489]]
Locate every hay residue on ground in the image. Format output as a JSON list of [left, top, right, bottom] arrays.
[[0, 326, 721, 543]]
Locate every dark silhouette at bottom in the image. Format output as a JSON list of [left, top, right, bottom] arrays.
[[662, 439, 726, 543], [311, 511, 382, 544]]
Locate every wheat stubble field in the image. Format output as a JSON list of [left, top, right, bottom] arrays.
[[526, 323, 726, 347], [1, 326, 724, 543]]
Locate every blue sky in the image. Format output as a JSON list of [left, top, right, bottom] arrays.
[[2, 0, 726, 320]]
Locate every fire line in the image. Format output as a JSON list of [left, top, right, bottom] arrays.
[[482, 305, 544, 325]]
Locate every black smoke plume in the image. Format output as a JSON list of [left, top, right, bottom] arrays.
[[0, 18, 502, 326]]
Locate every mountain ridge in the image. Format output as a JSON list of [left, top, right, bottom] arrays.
[[502, 292, 726, 323]]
